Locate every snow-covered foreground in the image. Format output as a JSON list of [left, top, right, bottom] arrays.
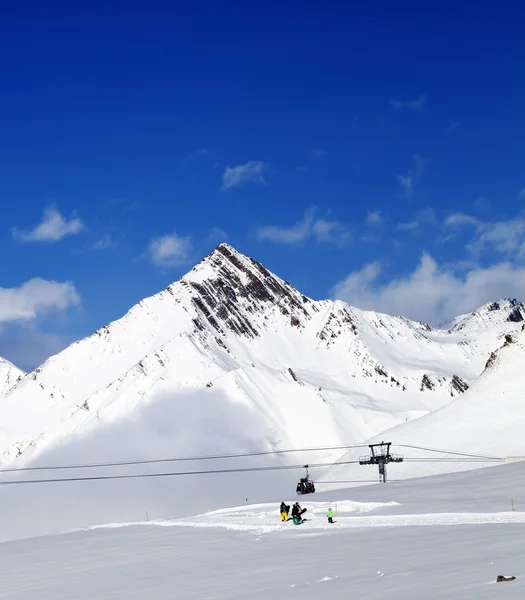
[[2, 462, 525, 599]]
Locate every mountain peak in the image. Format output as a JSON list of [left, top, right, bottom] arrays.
[[449, 298, 525, 331], [179, 243, 312, 340]]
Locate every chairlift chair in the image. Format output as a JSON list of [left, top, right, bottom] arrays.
[[296, 465, 316, 495]]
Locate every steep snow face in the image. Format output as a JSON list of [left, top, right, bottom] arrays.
[[325, 325, 525, 484], [0, 359, 24, 397], [0, 244, 522, 467]]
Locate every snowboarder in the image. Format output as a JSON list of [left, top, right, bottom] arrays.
[[327, 507, 333, 523], [291, 502, 306, 524], [280, 501, 290, 521]]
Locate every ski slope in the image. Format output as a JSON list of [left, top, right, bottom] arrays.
[[1, 462, 525, 599]]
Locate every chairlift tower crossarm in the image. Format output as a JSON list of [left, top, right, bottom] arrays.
[[359, 441, 404, 483]]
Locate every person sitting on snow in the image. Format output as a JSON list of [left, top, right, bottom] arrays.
[[291, 502, 304, 524], [280, 501, 290, 521]]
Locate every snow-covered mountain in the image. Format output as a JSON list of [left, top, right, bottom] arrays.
[[0, 358, 24, 397], [0, 244, 522, 468], [442, 298, 525, 331], [325, 323, 525, 484]]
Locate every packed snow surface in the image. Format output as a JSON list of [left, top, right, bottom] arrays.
[[2, 462, 525, 599]]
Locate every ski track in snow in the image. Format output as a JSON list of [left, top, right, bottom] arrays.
[[70, 502, 525, 537]]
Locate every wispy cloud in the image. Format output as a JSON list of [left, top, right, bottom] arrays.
[[91, 235, 114, 250], [366, 210, 383, 225], [257, 208, 350, 246], [442, 212, 525, 259], [207, 227, 228, 246], [147, 232, 193, 268], [390, 95, 426, 112], [397, 208, 436, 232], [467, 218, 525, 259], [0, 278, 80, 324], [222, 161, 266, 190], [446, 122, 459, 133], [397, 154, 428, 200], [12, 206, 84, 243], [310, 148, 327, 159], [519, 189, 525, 199], [444, 213, 482, 228], [184, 148, 209, 163], [474, 196, 490, 211], [397, 174, 414, 200]]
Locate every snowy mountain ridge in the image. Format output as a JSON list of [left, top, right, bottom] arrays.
[[441, 298, 525, 332], [0, 243, 523, 468], [0, 359, 25, 397]]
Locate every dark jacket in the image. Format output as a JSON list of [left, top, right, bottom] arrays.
[[280, 502, 288, 513], [291, 504, 300, 517]]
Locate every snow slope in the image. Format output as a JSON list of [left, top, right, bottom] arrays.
[[0, 358, 24, 397], [326, 324, 525, 484], [0, 244, 522, 469], [2, 462, 525, 599]]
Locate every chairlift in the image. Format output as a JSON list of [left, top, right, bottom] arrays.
[[296, 464, 315, 495]]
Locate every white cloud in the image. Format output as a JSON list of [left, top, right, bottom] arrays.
[[13, 206, 84, 243], [92, 235, 114, 250], [0, 279, 80, 324], [397, 154, 427, 200], [397, 175, 413, 199], [333, 253, 525, 325], [390, 95, 426, 112], [519, 189, 525, 199], [444, 213, 482, 228], [257, 208, 350, 246], [397, 207, 436, 232], [222, 161, 266, 190], [366, 210, 383, 225], [474, 196, 491, 211], [396, 219, 419, 231], [147, 232, 192, 268], [467, 218, 525, 258], [441, 214, 525, 258]]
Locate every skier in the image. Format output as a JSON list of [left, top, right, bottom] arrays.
[[280, 501, 290, 521], [327, 507, 333, 524]]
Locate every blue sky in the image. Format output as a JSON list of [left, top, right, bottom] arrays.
[[1, 0, 525, 369]]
